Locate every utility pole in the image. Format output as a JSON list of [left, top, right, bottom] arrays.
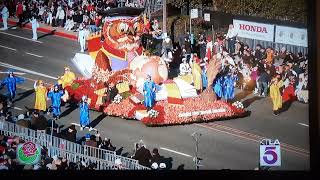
[[163, 0, 167, 36], [191, 132, 202, 170]]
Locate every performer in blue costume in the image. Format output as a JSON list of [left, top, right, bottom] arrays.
[[0, 71, 25, 106], [79, 96, 93, 131], [143, 75, 156, 111], [223, 74, 238, 102], [213, 76, 223, 99], [47, 84, 64, 119]]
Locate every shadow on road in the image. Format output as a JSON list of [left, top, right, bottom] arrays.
[[242, 96, 263, 108], [38, 30, 56, 40], [233, 90, 252, 102], [89, 113, 107, 128], [60, 103, 78, 118], [279, 100, 294, 114], [13, 89, 35, 103], [177, 164, 185, 170]]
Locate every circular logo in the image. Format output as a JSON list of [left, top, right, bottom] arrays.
[[17, 142, 41, 165]]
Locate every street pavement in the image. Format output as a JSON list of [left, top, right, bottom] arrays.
[[0, 25, 310, 170]]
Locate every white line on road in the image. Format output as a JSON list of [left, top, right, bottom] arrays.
[[0, 61, 58, 80], [0, 44, 17, 51], [0, 71, 26, 75], [160, 147, 193, 158], [0, 31, 43, 43], [13, 107, 23, 111], [298, 123, 309, 127], [25, 52, 43, 58], [70, 123, 98, 131]]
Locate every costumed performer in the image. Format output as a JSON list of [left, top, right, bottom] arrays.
[[0, 71, 25, 106], [30, 16, 39, 40], [47, 84, 64, 119], [143, 75, 156, 111], [179, 58, 192, 76], [79, 96, 93, 131], [191, 54, 202, 93], [34, 80, 48, 112], [78, 24, 86, 52], [269, 76, 284, 116], [200, 58, 208, 90], [223, 72, 238, 102], [58, 66, 76, 88], [214, 76, 223, 99]]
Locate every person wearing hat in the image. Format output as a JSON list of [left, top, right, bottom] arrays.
[[34, 80, 48, 112], [143, 75, 156, 111], [79, 96, 92, 131], [58, 66, 76, 88], [47, 84, 64, 120], [78, 24, 87, 52], [0, 71, 25, 106], [179, 57, 192, 76]]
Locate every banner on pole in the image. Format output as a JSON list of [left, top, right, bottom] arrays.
[[275, 26, 308, 47], [190, 9, 198, 19], [204, 13, 210, 22]]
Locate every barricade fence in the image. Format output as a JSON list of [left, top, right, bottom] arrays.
[[0, 120, 150, 170]]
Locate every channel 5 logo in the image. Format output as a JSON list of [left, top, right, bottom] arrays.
[[260, 139, 281, 166]]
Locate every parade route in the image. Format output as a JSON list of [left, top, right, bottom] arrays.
[[0, 26, 309, 170]]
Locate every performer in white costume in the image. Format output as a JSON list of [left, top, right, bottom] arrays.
[[179, 58, 192, 76], [30, 16, 39, 40], [78, 25, 86, 53], [0, 3, 9, 30]]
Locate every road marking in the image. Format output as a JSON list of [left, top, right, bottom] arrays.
[[0, 71, 26, 75], [0, 61, 58, 80], [70, 123, 98, 131], [0, 31, 43, 43], [0, 44, 17, 51], [195, 123, 309, 157], [26, 52, 43, 58], [160, 147, 193, 158], [298, 123, 309, 127], [13, 107, 23, 111]]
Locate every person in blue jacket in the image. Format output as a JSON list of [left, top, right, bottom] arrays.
[[213, 76, 223, 99], [143, 75, 156, 111], [79, 95, 92, 131], [223, 73, 238, 102], [47, 84, 64, 120], [0, 71, 25, 106]]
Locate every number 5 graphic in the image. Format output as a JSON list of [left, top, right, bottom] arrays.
[[263, 146, 278, 164]]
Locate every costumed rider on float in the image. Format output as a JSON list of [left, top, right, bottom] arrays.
[[161, 35, 173, 69], [143, 75, 156, 112], [57, 66, 75, 102], [179, 57, 192, 76]]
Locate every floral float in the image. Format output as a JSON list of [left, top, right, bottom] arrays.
[[65, 7, 248, 127]]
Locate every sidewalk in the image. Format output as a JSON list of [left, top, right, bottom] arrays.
[[0, 17, 78, 41]]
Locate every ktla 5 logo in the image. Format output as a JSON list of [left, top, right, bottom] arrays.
[[260, 139, 281, 167]]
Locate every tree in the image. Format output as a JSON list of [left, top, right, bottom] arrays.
[[212, 0, 307, 24]]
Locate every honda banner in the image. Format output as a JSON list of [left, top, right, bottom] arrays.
[[275, 26, 308, 47], [233, 19, 274, 42]]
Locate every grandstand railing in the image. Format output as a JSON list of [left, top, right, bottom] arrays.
[[0, 120, 150, 170]]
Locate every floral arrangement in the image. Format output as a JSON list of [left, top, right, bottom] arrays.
[[112, 94, 123, 104], [148, 109, 159, 118], [232, 101, 244, 109]]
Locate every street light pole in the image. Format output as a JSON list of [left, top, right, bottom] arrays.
[[191, 132, 202, 170], [163, 0, 167, 36]]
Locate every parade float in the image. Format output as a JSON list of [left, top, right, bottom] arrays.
[[65, 7, 247, 126]]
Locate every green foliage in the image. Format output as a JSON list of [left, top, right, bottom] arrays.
[[212, 0, 307, 24]]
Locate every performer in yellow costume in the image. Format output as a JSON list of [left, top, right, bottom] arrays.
[[34, 80, 47, 112], [269, 76, 283, 115], [58, 67, 76, 88], [192, 59, 202, 93]]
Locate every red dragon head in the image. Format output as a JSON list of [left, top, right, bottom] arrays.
[[102, 16, 144, 52]]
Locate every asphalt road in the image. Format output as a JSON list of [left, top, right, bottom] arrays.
[[0, 26, 310, 170]]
